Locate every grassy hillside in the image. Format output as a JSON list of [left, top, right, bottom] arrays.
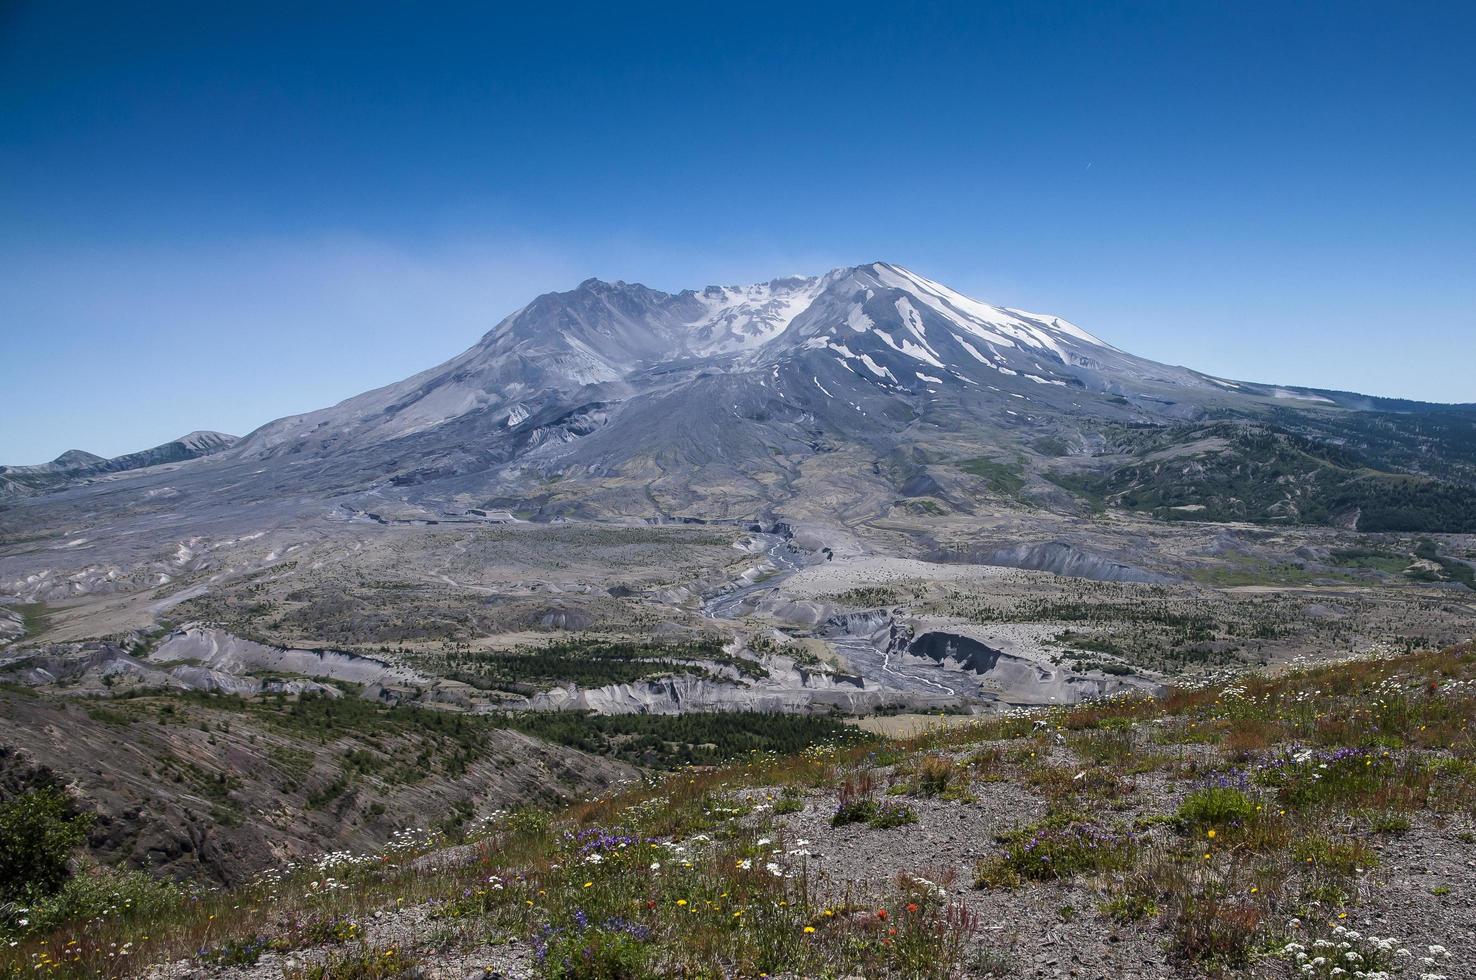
[[4, 641, 1474, 977], [1053, 421, 1476, 532]]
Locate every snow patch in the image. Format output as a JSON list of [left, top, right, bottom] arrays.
[[873, 328, 945, 368], [845, 304, 874, 333], [872, 265, 1023, 347], [875, 265, 1117, 361], [1006, 308, 1112, 348], [894, 298, 940, 355], [858, 354, 896, 381], [1272, 389, 1336, 404], [684, 276, 826, 353], [956, 338, 992, 364]]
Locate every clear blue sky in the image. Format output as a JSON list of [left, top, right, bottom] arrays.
[[3, 1, 1473, 463]]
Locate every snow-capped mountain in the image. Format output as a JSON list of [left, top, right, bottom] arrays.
[[234, 261, 1209, 462], [9, 262, 1472, 527], [169, 261, 1354, 513], [679, 275, 827, 353], [235, 274, 826, 457], [767, 262, 1124, 391]]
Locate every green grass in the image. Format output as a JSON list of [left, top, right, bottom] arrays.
[[498, 711, 871, 768], [430, 637, 754, 691], [825, 586, 904, 607], [1188, 560, 1343, 587], [898, 497, 946, 516], [956, 456, 1026, 494], [13, 602, 51, 643], [1040, 470, 1108, 512], [97, 687, 866, 771], [1174, 787, 1259, 830], [1414, 539, 1476, 590], [1327, 547, 1410, 575], [976, 817, 1136, 887]]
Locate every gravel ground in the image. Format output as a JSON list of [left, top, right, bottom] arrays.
[[746, 753, 1173, 979], [146, 899, 538, 979], [734, 740, 1475, 979], [781, 556, 1022, 598], [145, 737, 1475, 979]]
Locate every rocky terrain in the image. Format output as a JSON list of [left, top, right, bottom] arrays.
[[6, 642, 1473, 979], [0, 685, 635, 886], [0, 265, 1472, 977]]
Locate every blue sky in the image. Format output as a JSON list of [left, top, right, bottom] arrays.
[[3, 1, 1473, 462]]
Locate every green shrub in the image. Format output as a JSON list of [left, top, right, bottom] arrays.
[[290, 948, 422, 979], [1100, 892, 1158, 923], [774, 786, 804, 815], [0, 788, 92, 904], [539, 925, 653, 979], [869, 802, 918, 829], [1292, 833, 1377, 875], [831, 799, 879, 827], [1365, 811, 1411, 835], [976, 820, 1135, 886], [1257, 749, 1391, 808], [498, 709, 866, 768], [295, 914, 363, 946], [505, 806, 554, 838], [6, 866, 182, 939], [1174, 786, 1258, 831], [200, 935, 273, 968], [973, 861, 1023, 890], [1163, 889, 1260, 970]]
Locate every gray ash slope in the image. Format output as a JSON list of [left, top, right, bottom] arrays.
[[0, 431, 237, 500], [4, 262, 1474, 534]]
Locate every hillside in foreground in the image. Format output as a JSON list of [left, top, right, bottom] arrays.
[[4, 643, 1473, 979]]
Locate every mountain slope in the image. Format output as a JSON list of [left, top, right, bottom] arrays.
[[0, 431, 238, 500], [4, 262, 1473, 533], [208, 262, 1242, 507], [234, 275, 827, 459], [1050, 420, 1476, 531], [448, 263, 1474, 529]]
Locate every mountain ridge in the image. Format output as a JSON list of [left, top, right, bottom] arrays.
[[0, 430, 238, 499], [4, 263, 1473, 533], [224, 260, 1172, 466]]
